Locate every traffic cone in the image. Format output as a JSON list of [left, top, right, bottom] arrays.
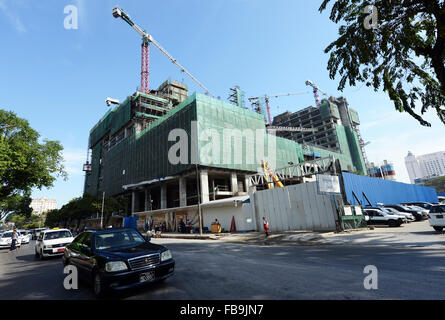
[[230, 216, 236, 232]]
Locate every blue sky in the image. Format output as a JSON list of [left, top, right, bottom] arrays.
[[1, 0, 444, 208]]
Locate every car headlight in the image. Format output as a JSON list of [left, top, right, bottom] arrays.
[[105, 261, 128, 272], [44, 245, 52, 249], [161, 250, 172, 262]]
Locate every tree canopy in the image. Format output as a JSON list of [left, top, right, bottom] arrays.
[[424, 175, 445, 193], [45, 194, 128, 228], [320, 0, 445, 126], [0, 109, 66, 201]]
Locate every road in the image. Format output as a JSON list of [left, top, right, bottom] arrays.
[[1, 221, 445, 300]]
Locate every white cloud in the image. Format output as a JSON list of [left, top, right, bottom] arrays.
[[0, 0, 26, 33], [63, 149, 87, 177]]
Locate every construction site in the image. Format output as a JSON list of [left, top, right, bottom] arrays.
[[83, 7, 437, 234]]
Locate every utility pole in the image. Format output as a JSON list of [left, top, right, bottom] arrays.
[[195, 164, 203, 235], [100, 191, 105, 229]]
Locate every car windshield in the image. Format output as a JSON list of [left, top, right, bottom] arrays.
[[43, 230, 72, 240], [95, 230, 146, 251], [2, 232, 12, 238]]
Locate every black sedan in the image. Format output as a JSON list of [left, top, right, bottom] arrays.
[[62, 228, 175, 297]]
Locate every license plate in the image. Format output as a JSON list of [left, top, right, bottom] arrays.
[[57, 248, 65, 252], [139, 271, 155, 282], [436, 215, 443, 219]]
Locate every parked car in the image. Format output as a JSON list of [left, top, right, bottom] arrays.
[[365, 206, 414, 222], [402, 202, 434, 211], [427, 205, 445, 232], [35, 228, 74, 259], [18, 230, 32, 244], [383, 204, 427, 221], [363, 208, 404, 227], [0, 231, 22, 248], [62, 228, 175, 297], [32, 228, 48, 240]]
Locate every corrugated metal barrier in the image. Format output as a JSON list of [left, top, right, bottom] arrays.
[[342, 172, 438, 205]]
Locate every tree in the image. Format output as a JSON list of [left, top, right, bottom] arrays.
[[44, 194, 128, 229], [319, 0, 445, 126], [0, 110, 67, 201], [424, 176, 445, 193], [0, 193, 32, 221]]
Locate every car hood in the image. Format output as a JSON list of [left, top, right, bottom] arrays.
[[97, 241, 166, 260], [43, 237, 74, 245]]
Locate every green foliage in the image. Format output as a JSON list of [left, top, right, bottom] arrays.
[[319, 0, 445, 126], [0, 193, 32, 220], [0, 109, 67, 201], [44, 194, 128, 228], [424, 176, 445, 193]]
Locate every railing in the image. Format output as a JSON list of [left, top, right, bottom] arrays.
[[248, 156, 336, 187]]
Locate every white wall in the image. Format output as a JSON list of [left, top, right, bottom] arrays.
[[203, 205, 252, 232], [251, 182, 339, 232]]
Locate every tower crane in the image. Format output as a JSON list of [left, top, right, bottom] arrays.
[[248, 91, 309, 124], [305, 80, 330, 107], [112, 7, 214, 97]]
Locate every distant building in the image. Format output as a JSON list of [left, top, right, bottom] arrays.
[[368, 160, 396, 181], [30, 198, 57, 216], [405, 151, 445, 184]]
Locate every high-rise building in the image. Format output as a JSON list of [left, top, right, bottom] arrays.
[[405, 151, 445, 184], [30, 198, 58, 216]]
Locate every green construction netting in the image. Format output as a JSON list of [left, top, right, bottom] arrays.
[[85, 93, 367, 196]]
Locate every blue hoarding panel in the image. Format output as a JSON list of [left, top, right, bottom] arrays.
[[342, 172, 439, 206], [123, 216, 138, 229]]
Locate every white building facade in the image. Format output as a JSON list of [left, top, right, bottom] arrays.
[[30, 198, 58, 216], [405, 151, 445, 184]]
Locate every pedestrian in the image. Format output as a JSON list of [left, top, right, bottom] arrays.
[[263, 217, 270, 237], [179, 219, 185, 233], [8, 229, 19, 253]]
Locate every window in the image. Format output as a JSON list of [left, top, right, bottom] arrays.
[[81, 232, 93, 249]]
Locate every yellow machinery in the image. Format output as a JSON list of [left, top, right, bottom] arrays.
[[261, 160, 284, 189]]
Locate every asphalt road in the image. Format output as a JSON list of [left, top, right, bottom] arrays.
[[1, 221, 445, 300]]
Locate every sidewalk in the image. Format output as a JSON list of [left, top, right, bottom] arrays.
[[149, 228, 370, 245]]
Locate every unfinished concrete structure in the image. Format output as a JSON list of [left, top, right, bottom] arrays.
[[85, 83, 367, 232], [272, 97, 367, 174]]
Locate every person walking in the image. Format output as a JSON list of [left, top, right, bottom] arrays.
[[8, 229, 19, 253], [263, 217, 270, 237]]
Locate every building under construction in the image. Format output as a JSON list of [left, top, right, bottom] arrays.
[[272, 96, 367, 174], [84, 81, 369, 232]]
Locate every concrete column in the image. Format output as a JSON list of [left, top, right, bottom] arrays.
[[144, 189, 149, 211], [244, 175, 250, 192], [131, 191, 135, 215], [179, 177, 187, 207], [161, 183, 167, 209], [200, 170, 209, 203], [231, 173, 238, 195]]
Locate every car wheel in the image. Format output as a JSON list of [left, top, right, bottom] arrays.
[[388, 220, 397, 227], [433, 226, 443, 232], [93, 273, 106, 298]]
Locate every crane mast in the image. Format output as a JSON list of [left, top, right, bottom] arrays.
[[112, 7, 214, 97], [305, 80, 329, 107], [248, 91, 308, 124]]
